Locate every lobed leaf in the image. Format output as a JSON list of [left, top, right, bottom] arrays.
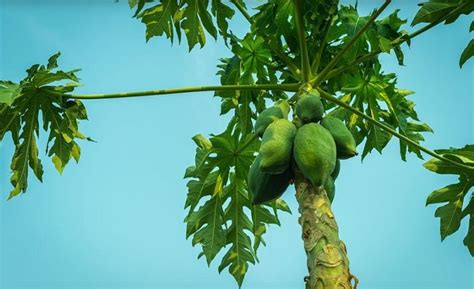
[[424, 145, 474, 255], [0, 53, 90, 199]]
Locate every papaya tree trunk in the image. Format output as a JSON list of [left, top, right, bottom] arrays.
[[295, 172, 357, 289]]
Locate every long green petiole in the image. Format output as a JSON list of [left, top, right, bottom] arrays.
[[45, 83, 300, 100], [310, 16, 332, 75], [230, 0, 252, 23], [316, 87, 474, 172], [294, 0, 312, 82], [311, 0, 392, 87]]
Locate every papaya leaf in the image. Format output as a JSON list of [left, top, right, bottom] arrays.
[[0, 53, 90, 199], [412, 0, 474, 26], [459, 39, 473, 68], [335, 67, 430, 161], [424, 145, 474, 255], [0, 81, 22, 106], [184, 117, 290, 286], [132, 0, 236, 51]]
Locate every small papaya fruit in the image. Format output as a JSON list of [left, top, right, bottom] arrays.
[[259, 119, 297, 174], [295, 89, 324, 124], [320, 116, 357, 159], [331, 159, 340, 180], [293, 123, 337, 187], [248, 155, 291, 205], [254, 101, 290, 137], [324, 176, 336, 203]]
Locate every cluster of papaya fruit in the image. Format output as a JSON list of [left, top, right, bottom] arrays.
[[248, 89, 357, 205]]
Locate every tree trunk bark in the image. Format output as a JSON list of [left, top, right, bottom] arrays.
[[295, 172, 358, 289]]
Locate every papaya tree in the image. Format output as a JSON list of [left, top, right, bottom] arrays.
[[1, 0, 473, 288]]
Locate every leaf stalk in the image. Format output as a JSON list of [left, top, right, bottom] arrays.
[[316, 87, 474, 171], [294, 0, 312, 82], [44, 83, 300, 100]]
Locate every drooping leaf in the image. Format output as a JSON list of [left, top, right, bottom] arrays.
[[132, 0, 237, 50], [0, 53, 90, 199], [424, 145, 474, 255]]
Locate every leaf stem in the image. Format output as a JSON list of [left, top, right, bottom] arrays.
[[316, 87, 474, 171], [44, 83, 300, 100], [230, 0, 252, 23], [323, 1, 470, 82], [311, 0, 392, 87], [268, 38, 302, 80], [310, 16, 333, 74], [294, 0, 312, 82]]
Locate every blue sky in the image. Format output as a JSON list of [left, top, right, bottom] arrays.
[[0, 1, 473, 289]]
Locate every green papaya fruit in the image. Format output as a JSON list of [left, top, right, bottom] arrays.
[[248, 155, 291, 205], [324, 176, 336, 203], [331, 159, 340, 180], [320, 117, 357, 159], [254, 101, 290, 137], [294, 123, 337, 187], [259, 119, 297, 174], [295, 89, 324, 124]]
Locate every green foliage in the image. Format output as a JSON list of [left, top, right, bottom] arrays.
[[329, 64, 433, 161], [184, 128, 291, 286], [129, 0, 236, 50], [424, 145, 474, 256], [0, 53, 90, 199], [0, 0, 472, 287]]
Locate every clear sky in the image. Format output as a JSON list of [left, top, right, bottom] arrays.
[[0, 1, 473, 289]]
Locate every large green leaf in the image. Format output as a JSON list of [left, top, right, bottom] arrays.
[[0, 53, 90, 199], [424, 145, 474, 255], [184, 127, 290, 286]]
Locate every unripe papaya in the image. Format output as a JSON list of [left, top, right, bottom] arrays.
[[293, 123, 337, 187], [295, 89, 324, 123], [259, 119, 297, 174], [331, 160, 340, 180], [254, 101, 290, 137], [248, 155, 291, 205], [324, 176, 336, 203], [320, 116, 357, 159]]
